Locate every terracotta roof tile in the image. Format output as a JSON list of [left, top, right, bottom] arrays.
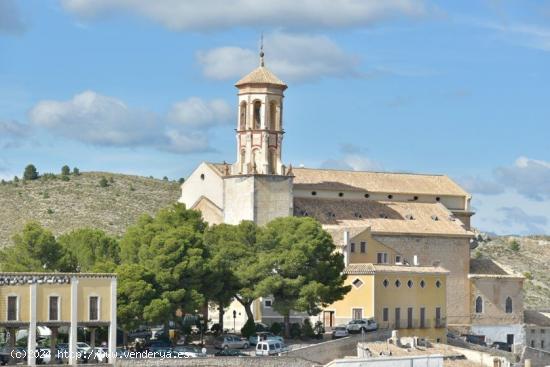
[[235, 66, 287, 88]]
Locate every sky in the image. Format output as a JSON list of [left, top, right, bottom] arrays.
[[0, 0, 549, 235]]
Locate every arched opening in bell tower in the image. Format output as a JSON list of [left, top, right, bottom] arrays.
[[253, 100, 262, 129], [239, 102, 247, 130], [269, 101, 277, 131]]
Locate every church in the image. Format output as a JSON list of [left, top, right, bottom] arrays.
[[179, 51, 526, 346]]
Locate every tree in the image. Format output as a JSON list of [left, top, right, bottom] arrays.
[[23, 164, 39, 180], [73, 167, 80, 175], [61, 165, 71, 176], [99, 177, 109, 187], [119, 204, 208, 326], [256, 216, 350, 337], [0, 222, 76, 272], [58, 228, 120, 272]]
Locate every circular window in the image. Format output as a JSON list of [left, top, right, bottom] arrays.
[[407, 280, 413, 288], [200, 173, 205, 180], [388, 194, 393, 199], [413, 196, 418, 201], [338, 192, 344, 197], [311, 191, 317, 196], [436, 197, 441, 202], [420, 280, 426, 288], [436, 280, 442, 288], [395, 280, 401, 288], [364, 193, 370, 198], [383, 279, 389, 288]]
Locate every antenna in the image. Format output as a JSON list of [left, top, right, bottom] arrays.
[[259, 33, 265, 67]]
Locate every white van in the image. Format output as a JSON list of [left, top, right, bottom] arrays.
[[255, 340, 285, 356]]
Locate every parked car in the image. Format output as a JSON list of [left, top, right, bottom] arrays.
[[346, 319, 378, 333], [255, 340, 285, 356], [248, 332, 284, 346], [77, 342, 92, 353], [464, 334, 487, 347], [146, 340, 172, 353], [490, 342, 511, 352], [214, 335, 249, 349], [214, 348, 248, 357], [172, 345, 207, 358], [331, 325, 349, 339]]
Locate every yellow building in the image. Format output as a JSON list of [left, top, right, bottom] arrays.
[[0, 272, 117, 365]]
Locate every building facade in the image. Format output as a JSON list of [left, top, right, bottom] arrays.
[[180, 51, 526, 346], [0, 272, 117, 365]]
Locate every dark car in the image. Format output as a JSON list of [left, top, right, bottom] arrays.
[[490, 342, 511, 352], [464, 334, 487, 347], [215, 348, 248, 357]]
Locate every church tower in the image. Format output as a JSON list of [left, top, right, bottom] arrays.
[[231, 47, 287, 175]]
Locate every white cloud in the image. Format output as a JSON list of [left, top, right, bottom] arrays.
[[0, 0, 25, 35], [60, 0, 430, 31], [28, 91, 228, 154], [168, 97, 232, 127], [473, 20, 550, 52], [0, 120, 30, 148], [456, 175, 505, 196], [495, 156, 550, 201], [497, 206, 548, 235], [197, 32, 359, 82], [321, 144, 382, 171]]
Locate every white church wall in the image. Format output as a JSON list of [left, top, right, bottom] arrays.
[[223, 176, 255, 225], [179, 162, 223, 210], [470, 324, 526, 346], [254, 175, 293, 226]]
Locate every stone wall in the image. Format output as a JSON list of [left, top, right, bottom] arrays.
[[470, 277, 524, 325], [253, 175, 293, 226], [373, 234, 471, 325], [116, 356, 318, 367], [521, 347, 550, 367]]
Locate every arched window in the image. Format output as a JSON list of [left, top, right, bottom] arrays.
[[253, 101, 261, 129], [268, 149, 277, 174], [239, 102, 247, 130], [475, 296, 483, 314], [240, 150, 246, 173], [269, 101, 277, 130], [505, 297, 513, 313]]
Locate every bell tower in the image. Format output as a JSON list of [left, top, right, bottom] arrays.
[[232, 46, 287, 175]]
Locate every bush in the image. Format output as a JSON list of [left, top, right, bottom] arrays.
[[47, 208, 54, 215], [43, 192, 49, 199], [61, 165, 70, 176], [510, 240, 520, 252], [301, 319, 315, 339], [270, 322, 283, 335], [163, 176, 169, 181], [178, 178, 185, 184], [61, 175, 70, 181], [314, 321, 325, 339], [290, 323, 302, 339], [23, 165, 38, 180], [109, 176, 115, 184], [73, 167, 80, 175], [99, 177, 109, 188], [13, 176, 19, 183], [524, 272, 533, 280], [241, 318, 256, 338]]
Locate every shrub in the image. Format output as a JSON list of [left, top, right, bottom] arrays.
[[270, 322, 283, 336], [474, 250, 482, 259], [47, 208, 54, 215], [43, 192, 50, 199], [241, 318, 256, 338], [109, 176, 115, 184], [61, 165, 70, 176], [290, 323, 302, 339], [99, 177, 109, 188], [23, 164, 39, 180], [178, 178, 185, 184], [61, 175, 70, 181], [524, 272, 533, 280], [13, 176, 19, 183], [313, 321, 325, 339], [73, 167, 80, 175], [510, 240, 520, 252], [301, 319, 315, 339], [163, 176, 169, 181]]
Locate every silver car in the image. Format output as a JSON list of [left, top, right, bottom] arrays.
[[214, 335, 250, 349], [346, 319, 378, 333]]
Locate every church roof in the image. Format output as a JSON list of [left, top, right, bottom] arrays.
[[344, 263, 449, 275], [294, 197, 472, 238], [524, 310, 550, 326], [235, 66, 287, 89], [468, 258, 523, 279], [292, 167, 469, 197]]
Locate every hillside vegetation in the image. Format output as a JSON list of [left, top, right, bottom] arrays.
[[0, 172, 180, 247], [473, 235, 550, 309]]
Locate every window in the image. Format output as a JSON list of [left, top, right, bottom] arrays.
[[364, 193, 370, 198], [475, 296, 483, 314], [338, 192, 344, 197], [264, 299, 272, 307], [352, 278, 363, 288], [311, 191, 317, 196], [352, 308, 362, 320], [269, 101, 276, 130], [200, 173, 205, 180], [239, 102, 247, 130], [395, 255, 402, 264], [542, 340, 545, 349], [435, 280, 442, 288], [383, 308, 389, 322], [407, 308, 413, 329], [7, 296, 17, 321], [377, 253, 388, 264], [350, 243, 355, 253], [542, 329, 546, 334], [531, 340, 535, 348], [505, 297, 513, 313], [49, 296, 59, 321], [383, 279, 389, 288], [407, 280, 413, 288], [420, 307, 426, 328], [395, 308, 401, 329], [89, 296, 99, 321], [435, 307, 442, 327], [413, 196, 418, 201], [253, 101, 261, 129], [360, 242, 366, 253], [420, 280, 426, 288], [395, 280, 401, 288], [387, 194, 393, 199], [436, 197, 441, 201]]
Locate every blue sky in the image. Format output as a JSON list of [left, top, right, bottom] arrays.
[[0, 0, 549, 235]]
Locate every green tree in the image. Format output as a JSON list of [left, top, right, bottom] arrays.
[[0, 222, 75, 272], [256, 217, 350, 337], [23, 164, 39, 180], [58, 228, 120, 272], [61, 165, 71, 176], [99, 177, 109, 187], [119, 204, 207, 325], [73, 167, 80, 175]]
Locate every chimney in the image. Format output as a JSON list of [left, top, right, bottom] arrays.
[[343, 230, 350, 266], [413, 255, 419, 266]]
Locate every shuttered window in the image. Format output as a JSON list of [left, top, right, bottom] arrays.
[[89, 297, 99, 321]]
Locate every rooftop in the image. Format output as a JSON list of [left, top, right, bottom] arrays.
[[524, 310, 550, 326], [468, 259, 523, 279], [292, 167, 469, 197], [344, 263, 449, 275], [295, 197, 472, 237], [235, 66, 287, 89]]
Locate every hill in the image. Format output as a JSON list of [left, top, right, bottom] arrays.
[[0, 172, 181, 247], [473, 235, 550, 309]]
